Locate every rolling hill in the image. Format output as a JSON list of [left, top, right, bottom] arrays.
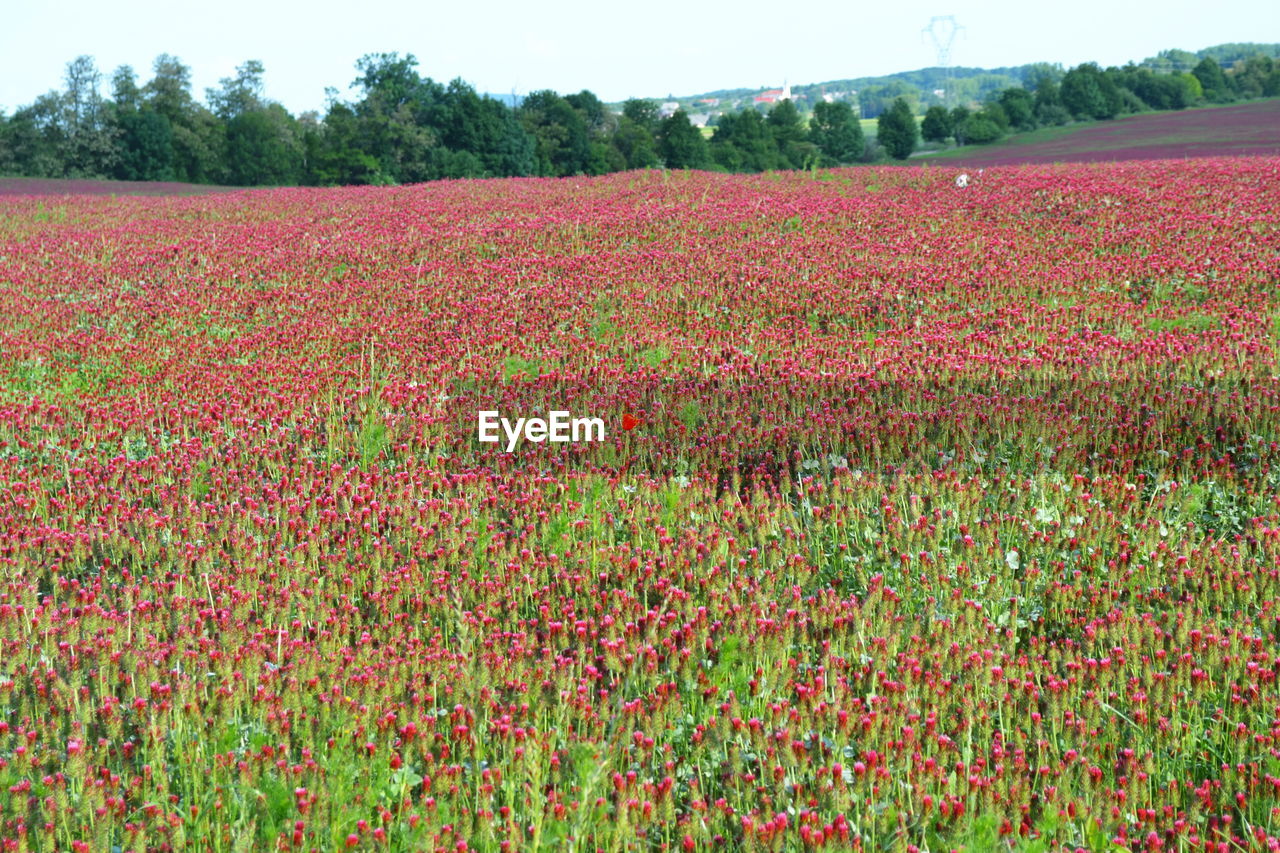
[[919, 98, 1280, 166]]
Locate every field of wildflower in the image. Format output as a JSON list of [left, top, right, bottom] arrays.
[[1, 160, 1279, 851]]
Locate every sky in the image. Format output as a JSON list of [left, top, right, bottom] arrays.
[[1, 0, 1276, 115]]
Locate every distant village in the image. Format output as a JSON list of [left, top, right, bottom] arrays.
[[653, 82, 860, 127]]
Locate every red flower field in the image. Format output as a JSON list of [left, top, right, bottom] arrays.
[[1, 160, 1279, 851]]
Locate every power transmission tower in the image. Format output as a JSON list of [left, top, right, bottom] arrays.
[[922, 15, 965, 106]]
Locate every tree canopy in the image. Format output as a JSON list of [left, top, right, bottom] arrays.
[[2, 47, 1276, 186], [809, 101, 865, 164], [876, 97, 917, 160]]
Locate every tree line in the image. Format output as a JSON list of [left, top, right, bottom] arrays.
[[1, 51, 1277, 183], [0, 53, 869, 184], [877, 54, 1280, 159]]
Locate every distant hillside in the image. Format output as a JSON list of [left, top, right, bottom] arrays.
[[1139, 43, 1280, 72], [622, 42, 1280, 120], [629, 65, 1044, 120], [918, 98, 1280, 167]]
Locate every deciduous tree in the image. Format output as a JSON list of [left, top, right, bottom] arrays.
[[876, 97, 917, 160], [808, 100, 865, 163], [920, 105, 952, 144], [658, 110, 708, 169]]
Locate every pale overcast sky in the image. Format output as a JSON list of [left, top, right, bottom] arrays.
[[1, 0, 1276, 114]]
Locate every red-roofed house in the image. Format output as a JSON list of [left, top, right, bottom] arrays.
[[753, 82, 793, 104]]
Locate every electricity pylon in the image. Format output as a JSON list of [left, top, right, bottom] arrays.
[[922, 15, 965, 106]]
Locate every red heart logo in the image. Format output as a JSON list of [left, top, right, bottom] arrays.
[[621, 413, 640, 431]]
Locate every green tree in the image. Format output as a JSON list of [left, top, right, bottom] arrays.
[[225, 104, 302, 185], [981, 102, 1010, 132], [1126, 68, 1202, 110], [997, 87, 1036, 131], [765, 100, 803, 146], [710, 108, 781, 172], [207, 60, 266, 119], [876, 97, 917, 160], [858, 81, 917, 120], [434, 79, 535, 177], [1146, 49, 1199, 74], [949, 106, 971, 144], [349, 53, 440, 183], [1032, 80, 1070, 126], [612, 99, 660, 170], [919, 105, 952, 144], [308, 95, 386, 185], [1025, 63, 1064, 90], [110, 66, 175, 181], [565, 90, 613, 139], [1192, 58, 1232, 102], [657, 110, 708, 169], [143, 54, 195, 123], [622, 99, 660, 133], [175, 109, 227, 183], [111, 110, 174, 180], [204, 60, 304, 186], [564, 91, 619, 175], [1230, 55, 1277, 98], [61, 56, 119, 176], [958, 113, 1003, 144], [2, 95, 65, 177], [808, 100, 865, 163], [612, 116, 659, 169], [765, 99, 812, 168], [111, 64, 141, 110], [1060, 63, 1121, 120], [354, 53, 426, 112], [0, 111, 10, 174], [143, 54, 224, 182], [1106, 66, 1149, 114], [518, 90, 590, 176], [1179, 73, 1203, 105]]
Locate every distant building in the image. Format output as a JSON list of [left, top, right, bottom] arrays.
[[697, 97, 720, 107], [658, 101, 681, 118], [688, 113, 711, 128], [753, 81, 793, 104]]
